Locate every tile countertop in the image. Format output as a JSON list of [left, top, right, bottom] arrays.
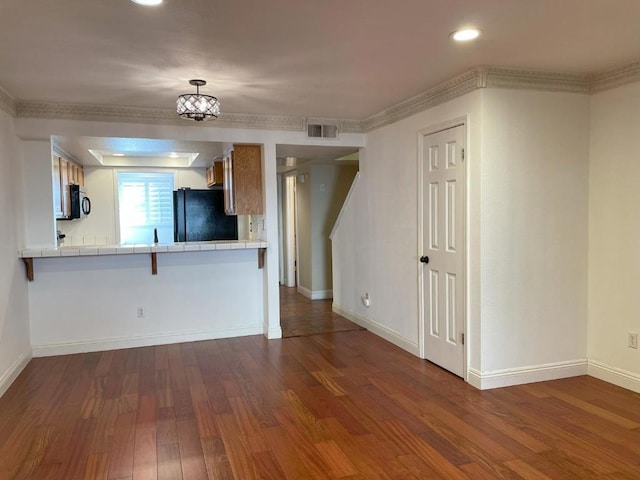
[[20, 240, 267, 258]]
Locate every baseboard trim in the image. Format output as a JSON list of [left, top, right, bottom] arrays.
[[468, 359, 588, 390], [332, 303, 420, 356], [32, 325, 264, 357], [297, 286, 333, 300], [0, 349, 32, 398], [265, 324, 283, 339], [587, 360, 640, 393]]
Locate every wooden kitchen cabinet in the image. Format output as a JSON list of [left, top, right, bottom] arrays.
[[69, 163, 84, 186], [52, 155, 84, 219], [224, 144, 263, 215], [206, 161, 224, 187]]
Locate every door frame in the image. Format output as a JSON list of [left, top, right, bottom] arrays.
[[417, 116, 469, 381], [282, 173, 297, 288]]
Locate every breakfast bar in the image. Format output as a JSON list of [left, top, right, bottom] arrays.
[[20, 241, 268, 280]]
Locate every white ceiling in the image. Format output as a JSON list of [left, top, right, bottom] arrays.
[[1, 0, 639, 121], [4, 1, 639, 167]]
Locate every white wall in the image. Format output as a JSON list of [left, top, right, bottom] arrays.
[[588, 81, 640, 389], [333, 88, 591, 388], [0, 110, 31, 397], [29, 250, 263, 355], [296, 168, 312, 291], [332, 90, 483, 360], [310, 164, 358, 294], [22, 140, 56, 248], [479, 89, 590, 380], [297, 164, 358, 297]]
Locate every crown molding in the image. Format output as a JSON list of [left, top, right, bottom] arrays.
[[482, 66, 590, 93], [14, 100, 365, 133], [363, 69, 480, 132], [15, 101, 321, 132], [7, 60, 640, 133], [362, 66, 595, 132], [590, 60, 640, 94], [16, 101, 178, 124], [0, 86, 16, 117], [214, 112, 304, 131]]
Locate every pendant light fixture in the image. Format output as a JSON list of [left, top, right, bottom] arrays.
[[176, 79, 220, 121]]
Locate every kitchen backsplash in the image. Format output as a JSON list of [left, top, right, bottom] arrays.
[[60, 215, 264, 247], [249, 214, 266, 241]]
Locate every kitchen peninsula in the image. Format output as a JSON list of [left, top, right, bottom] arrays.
[[18, 140, 275, 358], [20, 240, 267, 280]]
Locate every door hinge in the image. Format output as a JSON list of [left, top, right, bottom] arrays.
[[461, 148, 465, 162], [461, 333, 465, 345]]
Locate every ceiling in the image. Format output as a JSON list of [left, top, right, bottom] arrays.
[[1, 0, 639, 121], [4, 1, 639, 167]]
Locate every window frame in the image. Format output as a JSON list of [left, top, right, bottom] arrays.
[[114, 169, 176, 245]]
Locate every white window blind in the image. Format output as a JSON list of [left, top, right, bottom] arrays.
[[117, 172, 174, 244]]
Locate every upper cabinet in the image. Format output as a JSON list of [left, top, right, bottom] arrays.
[[206, 161, 224, 187], [53, 155, 84, 219], [223, 144, 263, 215]]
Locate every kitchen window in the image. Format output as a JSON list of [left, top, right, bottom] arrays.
[[117, 172, 174, 244]]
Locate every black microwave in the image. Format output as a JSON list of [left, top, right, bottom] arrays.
[[69, 184, 91, 219]]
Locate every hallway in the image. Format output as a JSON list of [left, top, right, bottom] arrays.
[[279, 286, 363, 337]]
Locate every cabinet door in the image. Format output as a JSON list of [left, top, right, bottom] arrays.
[[60, 158, 70, 217], [206, 163, 224, 187], [213, 162, 224, 185], [232, 145, 263, 215], [206, 165, 213, 186], [72, 164, 80, 185]]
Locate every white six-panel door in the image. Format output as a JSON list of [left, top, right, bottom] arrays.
[[420, 125, 465, 377]]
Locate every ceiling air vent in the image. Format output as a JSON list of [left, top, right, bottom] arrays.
[[307, 123, 338, 139]]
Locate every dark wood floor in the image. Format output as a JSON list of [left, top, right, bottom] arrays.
[[0, 330, 639, 479], [280, 286, 363, 338]]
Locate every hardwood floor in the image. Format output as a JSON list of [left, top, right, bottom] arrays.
[[280, 286, 363, 338], [0, 330, 638, 479]]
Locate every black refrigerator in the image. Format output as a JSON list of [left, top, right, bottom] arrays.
[[173, 188, 238, 242]]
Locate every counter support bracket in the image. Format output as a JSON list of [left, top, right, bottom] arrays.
[[151, 253, 158, 275], [23, 257, 34, 281], [258, 248, 266, 269]]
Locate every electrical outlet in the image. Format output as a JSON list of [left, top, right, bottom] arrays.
[[629, 332, 638, 349], [137, 306, 145, 318], [362, 293, 370, 308]]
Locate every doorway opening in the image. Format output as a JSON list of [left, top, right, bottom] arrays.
[[275, 147, 362, 337]]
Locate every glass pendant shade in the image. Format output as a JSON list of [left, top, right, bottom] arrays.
[[177, 80, 220, 121]]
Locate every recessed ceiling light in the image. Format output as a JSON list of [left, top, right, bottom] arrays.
[[451, 28, 481, 42], [131, 0, 163, 6], [112, 153, 125, 157]]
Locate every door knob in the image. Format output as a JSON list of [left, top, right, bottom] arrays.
[[420, 256, 429, 264]]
